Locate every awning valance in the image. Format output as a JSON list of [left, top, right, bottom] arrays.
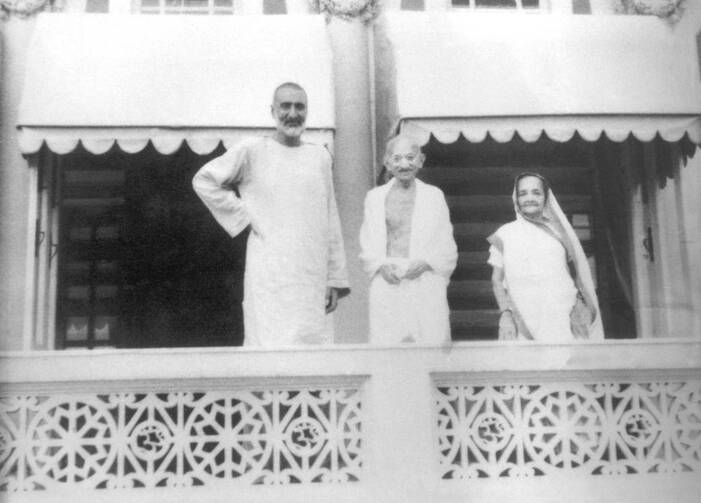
[[400, 116, 701, 146], [18, 128, 335, 155], [18, 13, 335, 155], [377, 12, 701, 145]]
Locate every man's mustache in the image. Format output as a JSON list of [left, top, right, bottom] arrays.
[[284, 120, 304, 126]]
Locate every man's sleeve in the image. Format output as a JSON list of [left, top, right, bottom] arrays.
[[192, 141, 252, 237], [358, 191, 384, 278], [323, 151, 350, 297]]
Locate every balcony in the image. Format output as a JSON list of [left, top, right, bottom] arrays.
[[1, 340, 699, 502]]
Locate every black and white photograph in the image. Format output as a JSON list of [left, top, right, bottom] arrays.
[[0, 0, 700, 501]]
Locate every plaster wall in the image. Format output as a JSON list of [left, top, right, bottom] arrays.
[[327, 18, 374, 343], [0, 18, 36, 350]]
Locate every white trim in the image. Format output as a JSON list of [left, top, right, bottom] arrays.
[[239, 0, 263, 13], [46, 157, 62, 350], [108, 0, 132, 12], [286, 0, 311, 13], [0, 474, 698, 503], [399, 115, 701, 146], [22, 160, 40, 352], [678, 151, 701, 338], [18, 128, 336, 155], [33, 157, 54, 350], [589, 0, 616, 14], [2, 339, 700, 383], [549, 0, 572, 13]]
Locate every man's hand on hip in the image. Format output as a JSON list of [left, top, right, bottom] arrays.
[[325, 287, 339, 314]]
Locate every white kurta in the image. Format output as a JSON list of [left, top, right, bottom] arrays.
[[488, 219, 579, 343], [359, 179, 457, 344], [193, 137, 349, 346]]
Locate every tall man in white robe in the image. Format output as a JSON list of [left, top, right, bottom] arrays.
[[192, 83, 350, 346]]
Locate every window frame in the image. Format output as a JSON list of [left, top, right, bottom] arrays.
[[449, 0, 549, 12]]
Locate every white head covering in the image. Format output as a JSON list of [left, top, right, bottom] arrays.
[[513, 172, 604, 340]]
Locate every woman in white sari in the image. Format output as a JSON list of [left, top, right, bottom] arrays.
[[359, 135, 457, 344], [488, 172, 604, 342]]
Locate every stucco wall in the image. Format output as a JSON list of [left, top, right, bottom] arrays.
[[0, 18, 37, 350], [327, 18, 374, 343]]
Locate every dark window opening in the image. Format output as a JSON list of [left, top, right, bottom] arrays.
[[452, 0, 540, 8], [56, 143, 245, 349], [85, 0, 109, 13], [475, 0, 517, 7], [401, 0, 425, 10], [263, 0, 287, 14]]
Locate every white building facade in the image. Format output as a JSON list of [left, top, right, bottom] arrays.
[[1, 1, 700, 501]]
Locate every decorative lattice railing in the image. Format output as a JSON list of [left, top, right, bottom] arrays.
[[435, 380, 701, 479], [0, 388, 362, 491], [0, 341, 699, 502]]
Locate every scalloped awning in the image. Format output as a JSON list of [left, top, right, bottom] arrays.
[[17, 127, 335, 155], [17, 13, 335, 155], [379, 12, 701, 145], [399, 115, 701, 146]]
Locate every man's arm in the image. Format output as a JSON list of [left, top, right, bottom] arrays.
[[192, 143, 253, 238], [323, 152, 350, 306], [359, 191, 387, 279], [486, 233, 517, 341]]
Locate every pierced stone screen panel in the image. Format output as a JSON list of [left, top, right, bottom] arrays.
[[0, 387, 362, 491], [435, 380, 701, 479]]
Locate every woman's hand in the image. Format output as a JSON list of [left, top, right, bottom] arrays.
[[570, 294, 595, 339]]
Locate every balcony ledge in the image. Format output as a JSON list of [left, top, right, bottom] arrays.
[[1, 338, 699, 387]]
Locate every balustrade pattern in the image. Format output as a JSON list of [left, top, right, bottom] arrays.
[[0, 387, 363, 491], [436, 380, 701, 478]]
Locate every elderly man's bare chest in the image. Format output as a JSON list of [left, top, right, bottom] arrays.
[[385, 186, 416, 256]]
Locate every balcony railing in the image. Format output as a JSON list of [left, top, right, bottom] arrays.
[[1, 340, 700, 502]]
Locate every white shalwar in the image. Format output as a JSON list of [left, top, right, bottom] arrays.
[[193, 137, 349, 346], [359, 179, 457, 344], [488, 219, 579, 343]]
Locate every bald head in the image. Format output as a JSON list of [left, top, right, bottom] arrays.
[[384, 134, 425, 184], [384, 135, 423, 165], [272, 82, 306, 104]]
